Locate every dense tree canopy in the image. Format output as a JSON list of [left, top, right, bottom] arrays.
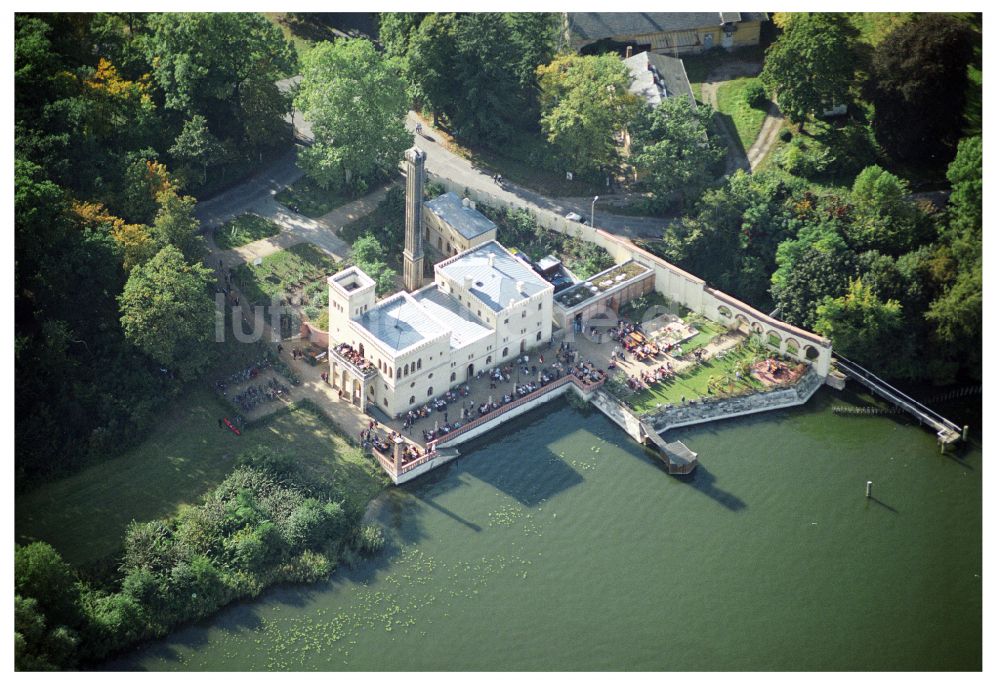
[[865, 15, 975, 166], [391, 12, 558, 146], [537, 53, 641, 175], [631, 96, 723, 206], [761, 13, 859, 126], [296, 39, 410, 192], [118, 245, 216, 380], [848, 166, 933, 255], [815, 279, 906, 374]]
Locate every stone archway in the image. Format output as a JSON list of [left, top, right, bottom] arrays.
[[785, 338, 800, 358], [735, 314, 751, 332], [765, 329, 782, 349]]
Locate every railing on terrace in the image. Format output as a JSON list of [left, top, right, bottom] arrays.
[[373, 373, 607, 480], [331, 345, 379, 379], [425, 373, 605, 455]]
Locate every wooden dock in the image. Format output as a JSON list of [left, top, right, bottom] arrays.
[[640, 421, 698, 474]]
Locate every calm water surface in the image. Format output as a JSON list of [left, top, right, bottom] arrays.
[[106, 388, 982, 671]]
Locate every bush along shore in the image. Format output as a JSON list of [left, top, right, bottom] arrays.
[[14, 446, 386, 670]]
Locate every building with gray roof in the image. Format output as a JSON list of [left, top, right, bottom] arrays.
[[623, 50, 696, 109], [326, 240, 553, 416], [565, 12, 768, 55], [421, 191, 498, 259]]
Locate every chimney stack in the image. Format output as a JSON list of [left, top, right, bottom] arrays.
[[464, 275, 473, 290], [488, 253, 495, 268], [625, 45, 633, 58], [516, 280, 525, 295]]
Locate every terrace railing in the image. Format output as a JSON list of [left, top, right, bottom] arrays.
[[331, 345, 379, 379], [372, 372, 606, 481]]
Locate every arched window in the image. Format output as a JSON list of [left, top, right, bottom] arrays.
[[486, 356, 492, 365], [396, 367, 401, 378], [718, 305, 732, 318], [417, 359, 422, 370], [383, 398, 388, 406], [536, 331, 542, 341], [785, 338, 800, 355], [502, 347, 508, 358], [427, 386, 434, 396], [404, 363, 409, 376], [805, 345, 820, 360], [450, 371, 456, 382], [409, 395, 415, 405]]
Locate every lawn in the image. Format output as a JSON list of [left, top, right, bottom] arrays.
[[682, 45, 765, 104], [213, 213, 281, 249], [715, 77, 768, 152], [340, 185, 405, 270], [231, 243, 341, 306], [678, 318, 728, 355], [263, 12, 344, 64], [275, 176, 355, 218], [847, 12, 916, 46], [628, 343, 764, 413], [15, 386, 384, 568]]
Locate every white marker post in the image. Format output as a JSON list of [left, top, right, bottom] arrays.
[[866, 481, 873, 498]]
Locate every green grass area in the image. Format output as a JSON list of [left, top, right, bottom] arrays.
[[15, 386, 383, 568], [715, 77, 768, 152], [628, 343, 763, 413], [213, 213, 281, 250], [264, 12, 344, 65], [847, 12, 916, 46], [467, 135, 606, 198], [682, 45, 765, 100], [275, 176, 355, 218], [678, 319, 728, 355], [231, 243, 341, 306]]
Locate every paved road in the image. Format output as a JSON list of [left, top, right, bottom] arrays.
[[195, 76, 312, 228], [406, 112, 671, 239]]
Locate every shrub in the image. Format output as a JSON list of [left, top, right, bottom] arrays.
[[779, 129, 793, 142], [283, 499, 347, 551], [743, 80, 768, 109], [355, 523, 386, 556], [780, 143, 832, 177]]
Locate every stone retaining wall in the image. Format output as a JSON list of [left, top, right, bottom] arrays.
[[642, 370, 824, 433]]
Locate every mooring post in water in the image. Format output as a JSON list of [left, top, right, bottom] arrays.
[[866, 481, 873, 498], [963, 425, 969, 441]]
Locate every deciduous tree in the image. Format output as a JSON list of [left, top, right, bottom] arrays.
[[865, 15, 975, 166], [295, 39, 410, 193], [537, 53, 641, 175], [631, 96, 723, 206], [761, 13, 858, 128], [118, 245, 215, 379]]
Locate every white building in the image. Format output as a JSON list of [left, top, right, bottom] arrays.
[[327, 240, 554, 416]]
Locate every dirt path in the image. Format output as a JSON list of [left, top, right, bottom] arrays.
[[747, 101, 784, 170], [701, 61, 762, 175]]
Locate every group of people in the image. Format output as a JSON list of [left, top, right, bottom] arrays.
[[335, 342, 374, 372], [626, 363, 675, 391], [360, 419, 390, 453]]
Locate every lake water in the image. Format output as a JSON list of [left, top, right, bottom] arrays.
[[106, 387, 982, 671]]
